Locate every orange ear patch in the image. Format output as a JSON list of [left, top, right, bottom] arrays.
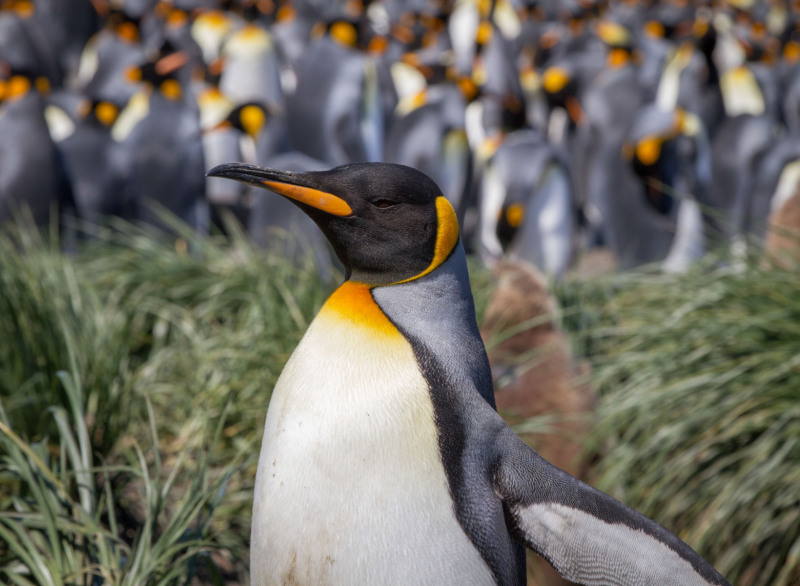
[[398, 196, 459, 284]]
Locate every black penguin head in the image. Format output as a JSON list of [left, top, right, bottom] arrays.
[[207, 162, 459, 285], [0, 65, 50, 104], [222, 102, 270, 139], [78, 99, 121, 127], [108, 8, 141, 43], [624, 134, 678, 216], [126, 46, 188, 99]]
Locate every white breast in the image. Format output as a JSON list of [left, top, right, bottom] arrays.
[[250, 307, 495, 585]]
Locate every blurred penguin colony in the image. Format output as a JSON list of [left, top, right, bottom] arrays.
[[1, 0, 800, 276]]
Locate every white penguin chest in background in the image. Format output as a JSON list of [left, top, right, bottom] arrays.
[[250, 283, 494, 585]]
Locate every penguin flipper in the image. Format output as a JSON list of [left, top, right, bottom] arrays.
[[492, 429, 731, 586]]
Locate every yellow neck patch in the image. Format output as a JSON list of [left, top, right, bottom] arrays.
[[636, 135, 662, 166], [784, 41, 800, 62], [542, 67, 570, 94], [4, 75, 31, 101], [276, 5, 295, 22], [160, 79, 182, 100], [476, 21, 493, 45], [607, 48, 630, 68], [505, 202, 525, 228], [457, 77, 479, 101], [397, 196, 459, 284], [330, 21, 358, 48], [368, 35, 388, 54], [322, 281, 398, 337], [95, 101, 119, 126], [644, 20, 665, 38], [240, 104, 265, 139], [117, 21, 139, 43], [34, 77, 50, 94], [323, 198, 460, 333], [4, 0, 33, 18], [167, 8, 187, 29], [596, 21, 630, 46]]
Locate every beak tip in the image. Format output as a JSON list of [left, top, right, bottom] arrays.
[[205, 164, 224, 178], [205, 162, 253, 179]]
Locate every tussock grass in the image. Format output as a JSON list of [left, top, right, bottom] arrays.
[[78, 219, 336, 564], [1, 215, 797, 585], [0, 368, 236, 585], [0, 224, 135, 456], [0, 217, 336, 582], [557, 257, 800, 586]]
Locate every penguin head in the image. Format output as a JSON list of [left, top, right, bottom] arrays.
[[390, 10, 446, 52], [0, 64, 50, 104], [78, 98, 121, 127], [218, 102, 270, 140], [107, 8, 142, 43], [126, 46, 189, 100], [207, 162, 459, 285], [622, 107, 688, 216], [595, 20, 637, 68]]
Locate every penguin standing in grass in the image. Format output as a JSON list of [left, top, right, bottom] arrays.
[[208, 162, 731, 586]]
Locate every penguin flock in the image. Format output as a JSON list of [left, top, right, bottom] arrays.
[[2, 0, 800, 276]]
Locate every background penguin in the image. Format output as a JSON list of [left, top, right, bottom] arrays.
[[208, 160, 731, 586], [573, 19, 647, 254], [0, 65, 75, 231], [0, 1, 63, 88], [147, 2, 207, 94], [285, 7, 397, 166], [477, 127, 575, 277], [708, 113, 775, 249], [745, 134, 800, 241], [267, 0, 320, 70], [624, 104, 709, 272], [246, 150, 336, 279], [196, 58, 240, 232], [219, 12, 285, 112], [58, 97, 129, 233], [78, 6, 148, 107], [114, 49, 207, 233], [384, 53, 472, 221], [190, 7, 236, 65], [204, 100, 293, 232], [43, 0, 102, 81]]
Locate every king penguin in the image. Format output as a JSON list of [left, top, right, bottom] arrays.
[[207, 161, 731, 586]]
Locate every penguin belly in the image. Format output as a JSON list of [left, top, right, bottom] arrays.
[[251, 283, 495, 585]]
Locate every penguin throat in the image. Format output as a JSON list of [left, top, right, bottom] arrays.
[[322, 281, 398, 337]]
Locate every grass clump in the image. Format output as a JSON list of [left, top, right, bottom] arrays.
[[558, 259, 800, 586], [0, 218, 336, 582], [0, 225, 135, 456], [0, 366, 236, 585], [1, 212, 798, 585]]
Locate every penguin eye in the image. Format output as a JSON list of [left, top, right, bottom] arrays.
[[372, 199, 397, 209]]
